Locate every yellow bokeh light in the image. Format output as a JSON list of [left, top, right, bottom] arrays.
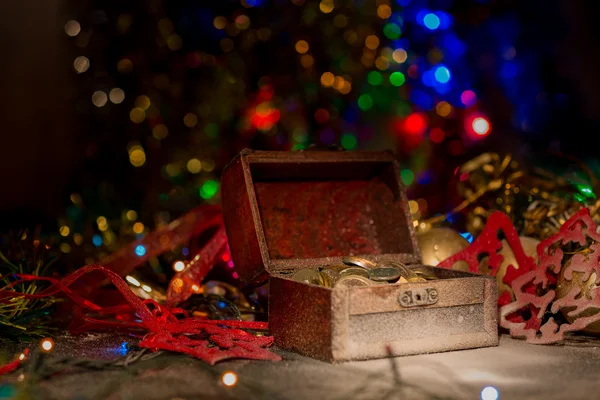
[[60, 226, 70, 236], [117, 14, 133, 34], [129, 148, 146, 167], [183, 113, 198, 128], [167, 35, 182, 50], [436, 101, 452, 117], [92, 91, 108, 107], [126, 210, 138, 221], [377, 4, 392, 19], [235, 15, 250, 29], [109, 88, 125, 104], [333, 14, 348, 28], [173, 261, 185, 272], [339, 81, 352, 94], [19, 353, 26, 361], [133, 222, 145, 234], [187, 158, 202, 173], [73, 233, 83, 245], [152, 124, 169, 140], [365, 35, 380, 50], [375, 56, 390, 70], [202, 159, 215, 172], [343, 30, 358, 45], [392, 48, 408, 63], [225, 23, 240, 37], [361, 54, 374, 67], [319, 1, 334, 13], [333, 76, 345, 90], [64, 20, 81, 37], [117, 58, 133, 74], [300, 54, 314, 68], [222, 371, 238, 387], [135, 95, 151, 110], [73, 56, 90, 74], [295, 40, 309, 54], [41, 338, 54, 352], [320, 72, 335, 87], [408, 200, 419, 214], [130, 108, 146, 124], [214, 16, 227, 29], [60, 243, 71, 253]]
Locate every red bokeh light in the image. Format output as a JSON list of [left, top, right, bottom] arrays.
[[429, 128, 445, 143], [403, 112, 428, 136]]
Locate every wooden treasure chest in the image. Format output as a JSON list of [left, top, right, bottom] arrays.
[[221, 149, 498, 362]]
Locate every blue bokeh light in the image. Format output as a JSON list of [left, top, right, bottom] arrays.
[[135, 245, 146, 256], [434, 66, 451, 83], [423, 13, 441, 30], [92, 234, 102, 247]]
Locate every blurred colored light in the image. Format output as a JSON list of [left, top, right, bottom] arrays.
[[481, 386, 499, 400], [404, 113, 428, 135], [320, 72, 335, 87], [435, 101, 452, 117], [377, 4, 392, 19], [126, 210, 137, 221], [64, 20, 81, 37], [213, 16, 227, 29], [383, 23, 401, 40], [73, 56, 90, 73], [434, 66, 451, 83], [341, 133, 357, 150], [461, 90, 477, 107], [60, 226, 70, 236], [389, 72, 405, 86], [92, 234, 102, 247], [200, 180, 219, 199], [472, 117, 491, 136], [423, 13, 440, 30], [500, 62, 518, 79], [183, 113, 198, 128], [300, 54, 314, 68], [358, 94, 374, 111], [129, 108, 146, 124], [392, 49, 408, 63], [367, 71, 383, 86], [92, 91, 107, 107], [222, 371, 238, 387], [319, 0, 334, 13], [133, 222, 144, 234], [365, 35, 380, 49], [152, 124, 169, 140], [401, 169, 415, 186], [129, 148, 146, 167], [135, 245, 146, 256], [173, 261, 185, 272], [314, 108, 330, 124], [187, 158, 202, 173], [109, 88, 125, 104], [295, 40, 309, 54], [430, 128, 445, 143]]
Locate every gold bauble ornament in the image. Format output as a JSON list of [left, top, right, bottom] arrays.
[[556, 269, 600, 334], [417, 227, 470, 271], [479, 236, 539, 298]]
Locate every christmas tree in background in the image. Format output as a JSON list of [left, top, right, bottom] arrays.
[[57, 0, 552, 270]]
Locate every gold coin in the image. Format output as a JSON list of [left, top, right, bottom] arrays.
[[342, 256, 377, 270], [291, 268, 325, 286], [378, 261, 425, 282], [410, 266, 437, 280], [319, 269, 341, 287], [323, 264, 370, 279], [334, 274, 374, 288]]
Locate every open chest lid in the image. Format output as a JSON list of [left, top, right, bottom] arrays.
[[221, 149, 422, 285]]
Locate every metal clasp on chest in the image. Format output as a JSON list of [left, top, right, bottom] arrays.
[[398, 287, 438, 307]]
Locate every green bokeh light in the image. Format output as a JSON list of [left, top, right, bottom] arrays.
[[390, 72, 406, 87], [400, 169, 415, 186], [383, 23, 401, 40], [341, 133, 357, 150], [205, 123, 219, 138], [200, 180, 219, 199], [357, 94, 374, 111], [367, 71, 383, 86]]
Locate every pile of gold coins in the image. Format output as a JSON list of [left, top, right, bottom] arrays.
[[290, 256, 438, 288]]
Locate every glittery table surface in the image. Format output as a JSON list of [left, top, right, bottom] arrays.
[[1, 333, 599, 400]]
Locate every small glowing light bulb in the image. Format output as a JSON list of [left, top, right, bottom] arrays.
[[41, 338, 54, 352], [18, 353, 26, 360], [221, 371, 238, 387], [481, 386, 499, 400], [173, 261, 185, 272], [472, 117, 491, 136]]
